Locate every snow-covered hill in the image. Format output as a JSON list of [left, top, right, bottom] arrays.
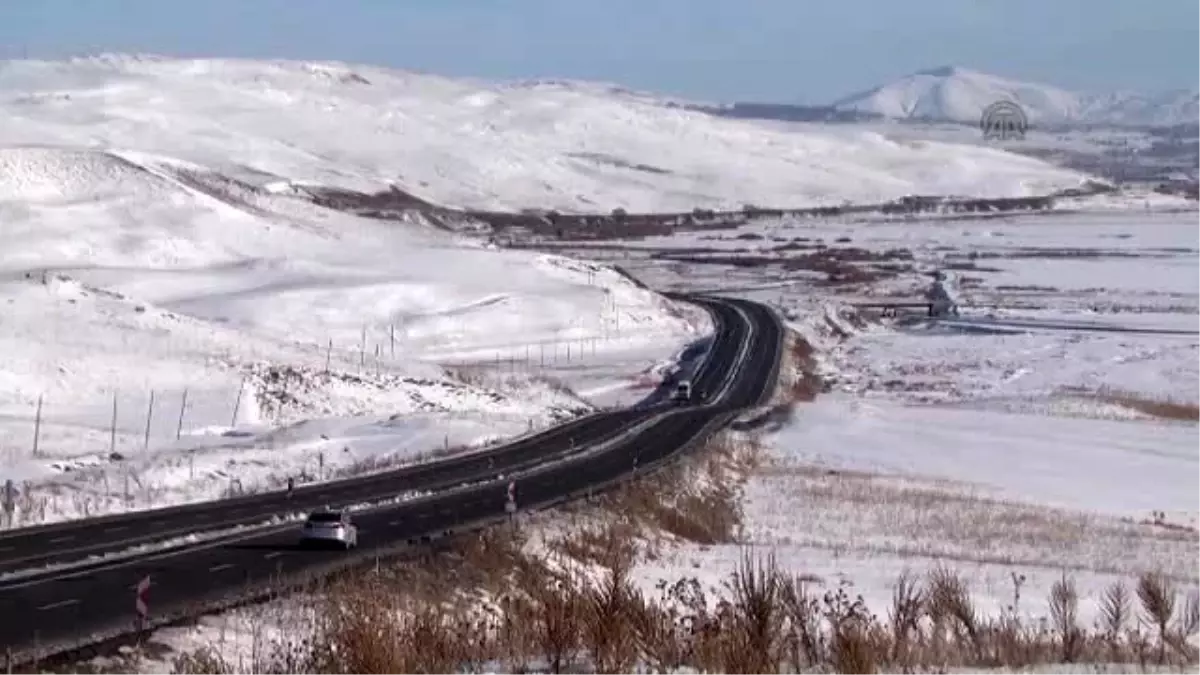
[[0, 54, 1105, 524], [833, 66, 1199, 128], [0, 141, 710, 522], [0, 55, 1089, 213]]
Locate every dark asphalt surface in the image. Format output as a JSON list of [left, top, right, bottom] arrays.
[[0, 296, 729, 576], [0, 294, 780, 662]]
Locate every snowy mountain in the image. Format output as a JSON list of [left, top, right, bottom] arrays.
[[0, 55, 1089, 214], [832, 66, 1199, 128]]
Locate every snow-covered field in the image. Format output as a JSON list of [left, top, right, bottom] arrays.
[[0, 55, 1094, 213], [0, 142, 713, 525], [561, 207, 1200, 629]]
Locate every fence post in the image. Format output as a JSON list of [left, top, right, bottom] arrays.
[[359, 326, 366, 372], [110, 391, 119, 456], [230, 380, 244, 428], [175, 388, 189, 440], [32, 394, 43, 459], [143, 390, 155, 451], [324, 339, 333, 374], [390, 324, 395, 360]]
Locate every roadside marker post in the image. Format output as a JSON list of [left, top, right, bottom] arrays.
[[134, 575, 151, 633], [1, 480, 14, 529], [505, 481, 518, 539]]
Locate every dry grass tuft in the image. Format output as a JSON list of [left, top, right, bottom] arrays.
[[1090, 387, 1200, 422], [781, 330, 824, 404], [593, 431, 764, 545], [170, 548, 1199, 674]]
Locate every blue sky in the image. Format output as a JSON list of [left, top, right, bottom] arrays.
[[2, 0, 1196, 102]]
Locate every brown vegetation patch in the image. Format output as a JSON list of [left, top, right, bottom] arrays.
[[1064, 386, 1200, 422], [170, 553, 1199, 673], [648, 246, 916, 287]]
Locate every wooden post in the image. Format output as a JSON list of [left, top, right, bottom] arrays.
[[143, 390, 155, 451], [389, 324, 395, 359], [109, 391, 119, 456], [324, 339, 333, 374], [175, 388, 189, 440], [32, 394, 43, 459], [230, 381, 244, 427], [359, 326, 366, 371]]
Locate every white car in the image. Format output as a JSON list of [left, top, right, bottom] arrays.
[[671, 380, 693, 403], [299, 509, 359, 550]]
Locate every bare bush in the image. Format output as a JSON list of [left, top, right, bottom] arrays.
[[1090, 387, 1200, 421], [170, 549, 1200, 674]]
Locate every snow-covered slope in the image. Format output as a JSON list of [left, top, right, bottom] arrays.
[[833, 66, 1199, 128], [0, 142, 710, 522], [0, 55, 1089, 213]]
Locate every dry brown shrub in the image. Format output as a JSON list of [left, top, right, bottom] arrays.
[[169, 549, 1200, 674], [172, 647, 234, 674], [1049, 572, 1084, 662], [589, 431, 760, 546], [1093, 387, 1200, 421], [1139, 570, 1177, 664]]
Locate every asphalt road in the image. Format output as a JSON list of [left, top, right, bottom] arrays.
[[0, 294, 780, 662], [0, 295, 736, 576]]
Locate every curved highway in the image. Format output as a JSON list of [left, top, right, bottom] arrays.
[[0, 295, 733, 575], [0, 294, 782, 664]]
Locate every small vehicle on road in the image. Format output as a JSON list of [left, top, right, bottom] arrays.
[[670, 379, 694, 403], [299, 509, 358, 550]]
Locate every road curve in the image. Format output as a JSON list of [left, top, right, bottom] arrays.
[[0, 294, 735, 576], [0, 294, 782, 664]]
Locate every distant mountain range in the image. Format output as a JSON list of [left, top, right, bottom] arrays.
[[830, 66, 1199, 129]]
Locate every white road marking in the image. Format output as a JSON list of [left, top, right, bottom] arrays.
[[263, 551, 285, 559], [37, 598, 80, 611], [387, 520, 400, 526], [209, 563, 235, 572], [105, 525, 127, 533], [48, 535, 74, 544]]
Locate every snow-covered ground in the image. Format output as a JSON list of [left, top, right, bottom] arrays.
[[0, 54, 1121, 529], [565, 207, 1200, 630], [0, 143, 712, 525], [0, 54, 1094, 213]]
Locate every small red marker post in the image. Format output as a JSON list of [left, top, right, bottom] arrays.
[[135, 575, 151, 632]]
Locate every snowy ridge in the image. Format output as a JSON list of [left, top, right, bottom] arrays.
[[833, 66, 1199, 127], [0, 55, 1090, 213]]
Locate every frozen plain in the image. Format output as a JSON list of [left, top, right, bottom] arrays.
[[602, 206, 1199, 629]]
